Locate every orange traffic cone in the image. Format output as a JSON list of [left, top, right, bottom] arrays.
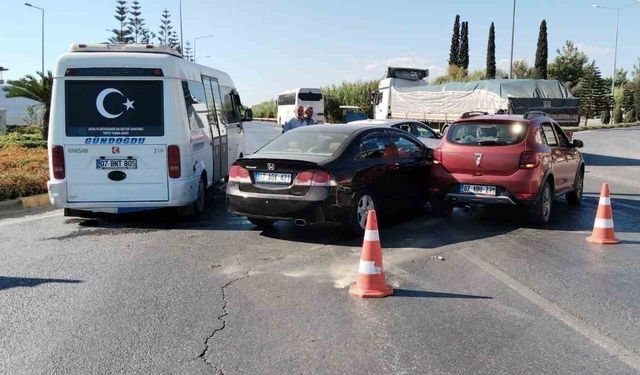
[[587, 183, 621, 244], [349, 210, 393, 298]]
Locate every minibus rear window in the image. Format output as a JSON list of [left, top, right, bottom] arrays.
[[65, 80, 164, 137]]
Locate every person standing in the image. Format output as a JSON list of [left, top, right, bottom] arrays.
[[283, 105, 305, 132], [303, 106, 316, 125]]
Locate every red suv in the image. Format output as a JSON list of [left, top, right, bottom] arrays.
[[430, 112, 584, 224]]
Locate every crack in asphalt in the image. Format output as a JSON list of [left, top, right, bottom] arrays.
[[198, 273, 251, 374]]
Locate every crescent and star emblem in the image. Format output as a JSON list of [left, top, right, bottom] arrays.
[[96, 88, 135, 119]]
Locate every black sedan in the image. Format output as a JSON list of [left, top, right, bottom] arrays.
[[226, 124, 433, 233]]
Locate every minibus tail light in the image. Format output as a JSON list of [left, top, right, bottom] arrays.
[[168, 145, 181, 178], [52, 145, 65, 180]]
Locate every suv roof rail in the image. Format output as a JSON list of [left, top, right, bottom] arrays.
[[460, 111, 489, 119], [523, 111, 549, 120]]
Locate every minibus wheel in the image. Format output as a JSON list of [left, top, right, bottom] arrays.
[[193, 176, 206, 215]]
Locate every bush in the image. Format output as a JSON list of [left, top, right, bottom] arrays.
[[321, 80, 380, 123], [0, 127, 47, 149], [0, 145, 49, 201], [613, 104, 624, 124], [601, 109, 611, 125], [252, 100, 277, 118]]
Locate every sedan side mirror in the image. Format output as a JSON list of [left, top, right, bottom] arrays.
[[572, 139, 583, 148]]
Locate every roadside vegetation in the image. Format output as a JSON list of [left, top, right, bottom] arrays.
[[0, 144, 48, 201]]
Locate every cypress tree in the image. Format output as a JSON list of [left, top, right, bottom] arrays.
[[460, 22, 469, 71], [449, 15, 461, 67], [486, 23, 496, 79], [534, 20, 548, 79]]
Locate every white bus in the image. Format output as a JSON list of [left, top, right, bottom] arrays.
[[48, 43, 281, 216], [276, 88, 324, 125]]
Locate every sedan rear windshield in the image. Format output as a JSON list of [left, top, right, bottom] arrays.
[[259, 132, 348, 156], [447, 122, 528, 146]]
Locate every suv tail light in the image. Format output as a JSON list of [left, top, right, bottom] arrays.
[[519, 151, 538, 169], [51, 145, 65, 179], [168, 145, 181, 178], [293, 170, 337, 187], [229, 165, 251, 184], [432, 148, 442, 165]]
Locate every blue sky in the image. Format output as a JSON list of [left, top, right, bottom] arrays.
[[1, 0, 639, 104]]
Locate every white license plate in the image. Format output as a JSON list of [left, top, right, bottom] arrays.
[[460, 184, 496, 196], [254, 172, 291, 184], [96, 158, 138, 170]]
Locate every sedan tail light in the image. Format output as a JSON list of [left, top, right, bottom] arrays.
[[229, 165, 251, 184], [519, 151, 539, 169], [51, 145, 65, 179], [293, 170, 337, 187]]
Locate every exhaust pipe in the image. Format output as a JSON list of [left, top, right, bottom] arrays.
[[294, 219, 307, 227]]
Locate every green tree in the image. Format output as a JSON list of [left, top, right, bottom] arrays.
[[127, 0, 148, 44], [548, 41, 588, 94], [108, 0, 133, 44], [613, 68, 628, 88], [512, 60, 535, 79], [459, 21, 469, 71], [2, 71, 53, 139], [601, 108, 611, 125], [157, 9, 180, 50], [632, 58, 640, 81], [534, 20, 548, 79], [486, 22, 496, 79], [321, 80, 380, 123], [578, 62, 610, 126], [449, 15, 461, 67], [622, 83, 636, 122], [251, 100, 277, 118]]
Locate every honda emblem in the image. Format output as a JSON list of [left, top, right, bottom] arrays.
[[112, 147, 120, 154], [474, 152, 482, 167], [267, 163, 275, 171]]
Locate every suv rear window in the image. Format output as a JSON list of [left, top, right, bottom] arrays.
[[65, 80, 164, 137], [447, 122, 528, 146]]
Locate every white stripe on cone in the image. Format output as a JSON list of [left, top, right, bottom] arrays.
[[358, 260, 381, 275], [599, 197, 611, 205], [363, 230, 379, 242], [594, 218, 614, 229]]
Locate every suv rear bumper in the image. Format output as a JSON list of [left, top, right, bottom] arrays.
[[431, 165, 546, 205], [445, 193, 517, 205]]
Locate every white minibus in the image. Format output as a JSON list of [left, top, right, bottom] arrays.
[[48, 43, 280, 215], [276, 88, 324, 125]]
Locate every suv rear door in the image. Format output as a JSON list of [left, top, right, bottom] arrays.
[[441, 121, 528, 176]]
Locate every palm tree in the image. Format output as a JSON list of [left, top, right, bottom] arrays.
[[2, 71, 53, 139]]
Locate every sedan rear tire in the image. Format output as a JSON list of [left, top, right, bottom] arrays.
[[349, 191, 378, 235]]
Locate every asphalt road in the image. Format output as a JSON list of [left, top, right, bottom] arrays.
[[1, 127, 639, 374]]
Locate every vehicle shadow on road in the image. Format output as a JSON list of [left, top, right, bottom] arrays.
[[0, 276, 82, 291], [392, 288, 492, 299]]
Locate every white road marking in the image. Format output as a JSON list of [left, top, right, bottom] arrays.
[[461, 249, 640, 372], [0, 211, 63, 226]]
